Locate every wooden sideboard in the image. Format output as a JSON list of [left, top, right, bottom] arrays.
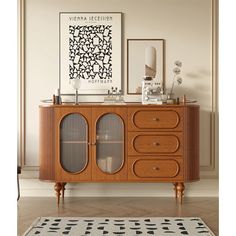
[[39, 103, 199, 204]]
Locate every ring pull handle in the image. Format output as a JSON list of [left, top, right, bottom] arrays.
[[153, 166, 160, 171], [153, 142, 160, 146], [152, 117, 160, 121]]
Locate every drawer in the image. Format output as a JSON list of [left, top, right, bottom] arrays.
[[128, 108, 183, 131], [128, 132, 183, 156], [128, 158, 183, 180]]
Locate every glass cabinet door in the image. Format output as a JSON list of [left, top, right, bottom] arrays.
[[60, 113, 88, 173], [96, 113, 124, 174]]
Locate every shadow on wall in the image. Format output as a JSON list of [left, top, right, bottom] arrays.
[[173, 68, 213, 168], [185, 68, 211, 79], [173, 67, 212, 103]]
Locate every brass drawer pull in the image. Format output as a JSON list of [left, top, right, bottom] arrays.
[[153, 166, 160, 171], [152, 118, 160, 121], [153, 142, 160, 146]]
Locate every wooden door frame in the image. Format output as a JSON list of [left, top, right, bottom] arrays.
[[91, 107, 128, 181], [54, 107, 92, 182]]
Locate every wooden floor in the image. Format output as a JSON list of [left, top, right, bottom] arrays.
[[17, 197, 218, 235]]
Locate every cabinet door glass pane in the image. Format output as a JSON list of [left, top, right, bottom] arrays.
[[96, 113, 124, 174], [60, 114, 88, 173]]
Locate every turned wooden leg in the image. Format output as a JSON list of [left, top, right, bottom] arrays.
[[173, 182, 178, 199], [176, 182, 185, 204], [61, 182, 67, 200], [54, 182, 62, 205]]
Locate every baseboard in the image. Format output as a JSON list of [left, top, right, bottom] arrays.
[[19, 179, 218, 197]]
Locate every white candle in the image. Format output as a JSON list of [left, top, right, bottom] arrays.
[[55, 88, 60, 96], [106, 156, 113, 173], [145, 46, 156, 77]]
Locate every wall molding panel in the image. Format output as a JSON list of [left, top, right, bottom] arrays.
[[19, 0, 218, 181]]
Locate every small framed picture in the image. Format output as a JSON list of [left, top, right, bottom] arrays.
[[127, 39, 165, 94], [59, 12, 122, 95]]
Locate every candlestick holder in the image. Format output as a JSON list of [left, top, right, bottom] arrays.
[[54, 88, 61, 105], [70, 78, 81, 105]]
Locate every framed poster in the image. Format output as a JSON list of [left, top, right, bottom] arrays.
[[60, 12, 122, 95], [127, 39, 165, 94]]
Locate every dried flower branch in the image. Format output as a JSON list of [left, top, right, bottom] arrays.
[[175, 60, 182, 67], [170, 60, 183, 95]]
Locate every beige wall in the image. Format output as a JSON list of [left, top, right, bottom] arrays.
[[23, 0, 217, 183]]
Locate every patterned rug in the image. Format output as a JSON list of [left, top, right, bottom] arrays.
[[23, 217, 215, 236]]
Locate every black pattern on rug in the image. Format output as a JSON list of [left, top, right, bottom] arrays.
[[23, 217, 215, 236]]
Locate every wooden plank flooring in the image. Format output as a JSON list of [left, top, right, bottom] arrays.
[[17, 197, 218, 235]]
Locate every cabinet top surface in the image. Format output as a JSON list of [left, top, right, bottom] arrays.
[[39, 102, 199, 108]]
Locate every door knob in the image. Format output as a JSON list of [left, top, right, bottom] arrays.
[[153, 166, 160, 171], [153, 142, 160, 146]]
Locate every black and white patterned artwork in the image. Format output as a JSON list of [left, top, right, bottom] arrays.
[[69, 25, 112, 82], [24, 217, 215, 236], [60, 13, 121, 95]]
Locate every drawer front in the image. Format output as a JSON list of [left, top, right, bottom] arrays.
[[128, 108, 183, 131], [128, 158, 183, 180], [128, 132, 183, 155]]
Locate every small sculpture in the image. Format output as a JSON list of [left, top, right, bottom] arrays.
[[104, 87, 124, 103]]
